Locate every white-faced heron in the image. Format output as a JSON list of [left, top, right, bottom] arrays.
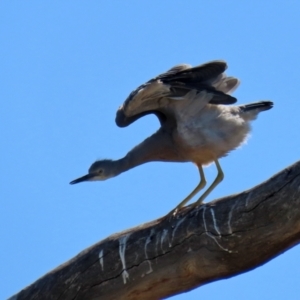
[[70, 60, 273, 215]]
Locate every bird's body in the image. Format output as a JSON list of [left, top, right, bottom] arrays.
[[124, 102, 259, 166], [171, 103, 249, 165], [70, 60, 273, 214]]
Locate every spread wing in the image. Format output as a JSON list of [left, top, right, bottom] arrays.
[[116, 60, 240, 127]]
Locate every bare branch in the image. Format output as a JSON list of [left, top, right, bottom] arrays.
[[10, 161, 300, 300]]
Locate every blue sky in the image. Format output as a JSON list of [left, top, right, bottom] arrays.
[[1, 1, 300, 299]]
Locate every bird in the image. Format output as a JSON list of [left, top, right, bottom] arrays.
[[70, 60, 273, 215]]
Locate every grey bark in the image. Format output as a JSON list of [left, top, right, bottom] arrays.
[[9, 161, 300, 300]]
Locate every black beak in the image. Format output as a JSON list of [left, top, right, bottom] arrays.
[[70, 173, 95, 184]]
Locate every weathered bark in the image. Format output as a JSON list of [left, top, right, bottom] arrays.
[[9, 161, 300, 300]]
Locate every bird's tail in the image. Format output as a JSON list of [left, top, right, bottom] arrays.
[[239, 101, 273, 121]]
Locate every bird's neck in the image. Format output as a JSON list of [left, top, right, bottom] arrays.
[[114, 129, 181, 175], [109, 156, 132, 176]]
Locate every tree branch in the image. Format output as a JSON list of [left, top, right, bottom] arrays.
[[10, 161, 300, 300]]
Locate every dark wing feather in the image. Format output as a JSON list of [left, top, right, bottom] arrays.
[[159, 60, 227, 82], [115, 109, 166, 128], [116, 60, 239, 127], [160, 61, 237, 105]]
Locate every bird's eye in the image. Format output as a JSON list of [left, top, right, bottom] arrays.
[[98, 169, 103, 174]]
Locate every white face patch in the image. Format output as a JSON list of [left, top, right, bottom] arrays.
[[88, 174, 111, 181]]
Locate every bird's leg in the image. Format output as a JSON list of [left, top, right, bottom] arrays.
[[167, 164, 206, 216], [193, 159, 224, 206]]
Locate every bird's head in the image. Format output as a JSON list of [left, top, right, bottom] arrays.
[[70, 159, 116, 184]]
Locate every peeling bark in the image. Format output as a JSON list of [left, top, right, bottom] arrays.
[[9, 161, 300, 300]]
